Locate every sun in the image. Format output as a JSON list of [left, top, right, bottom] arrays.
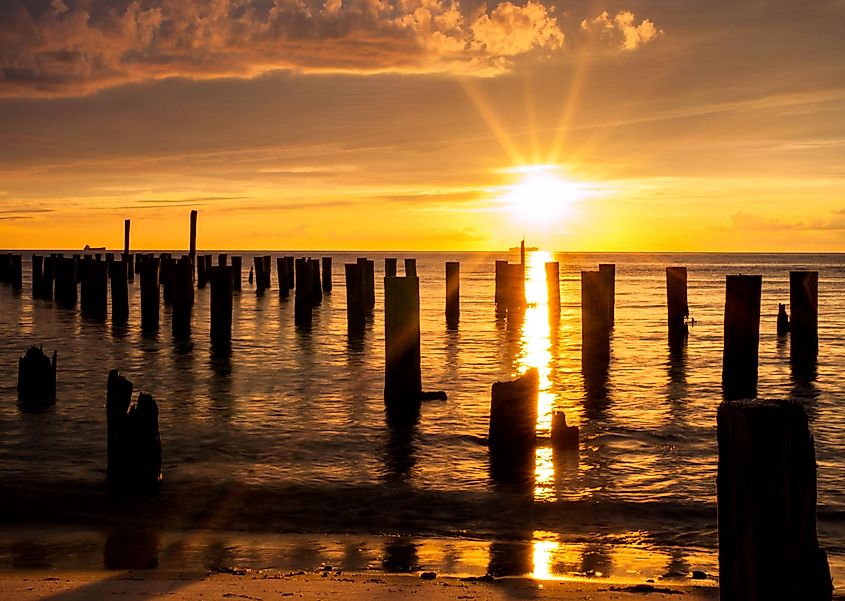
[[501, 165, 585, 223]]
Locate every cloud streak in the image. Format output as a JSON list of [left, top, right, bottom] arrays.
[[0, 0, 573, 96]]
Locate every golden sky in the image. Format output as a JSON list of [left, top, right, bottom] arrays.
[[1, 0, 844, 251]]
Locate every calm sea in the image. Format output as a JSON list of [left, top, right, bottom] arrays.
[[1, 251, 844, 583]]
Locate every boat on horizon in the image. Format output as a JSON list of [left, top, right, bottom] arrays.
[[83, 245, 106, 251]]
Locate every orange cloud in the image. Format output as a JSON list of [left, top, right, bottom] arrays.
[[580, 10, 661, 50], [0, 0, 571, 96]]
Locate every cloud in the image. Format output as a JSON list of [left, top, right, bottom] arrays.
[[0, 0, 570, 96], [580, 10, 661, 50]]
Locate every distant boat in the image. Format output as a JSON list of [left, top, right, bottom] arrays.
[[83, 245, 106, 251], [509, 246, 538, 252]]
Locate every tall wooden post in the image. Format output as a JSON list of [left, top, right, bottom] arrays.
[[445, 261, 460, 329], [172, 257, 193, 339], [32, 255, 44, 298], [545, 262, 560, 311], [189, 210, 197, 282], [384, 275, 422, 411], [404, 258, 417, 277], [42, 255, 54, 300], [294, 258, 313, 328], [722, 275, 762, 401], [123, 218, 132, 283], [55, 257, 77, 307], [253, 256, 264, 293], [140, 257, 160, 333], [160, 255, 174, 305], [790, 270, 818, 363], [345, 263, 365, 334], [322, 257, 332, 292], [385, 258, 398, 278], [210, 265, 233, 347], [109, 260, 129, 326], [276, 257, 289, 298], [488, 368, 538, 479], [581, 270, 610, 369], [666, 267, 689, 344], [599, 263, 615, 325], [10, 254, 22, 290], [124, 219, 130, 256], [310, 258, 323, 306], [217, 254, 227, 267], [197, 252, 208, 289], [718, 399, 832, 600], [82, 260, 108, 320], [286, 256, 295, 289], [231, 256, 242, 292]]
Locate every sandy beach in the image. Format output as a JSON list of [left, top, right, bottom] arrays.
[[0, 570, 720, 600]]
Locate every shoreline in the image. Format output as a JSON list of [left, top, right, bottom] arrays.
[[0, 570, 720, 600]]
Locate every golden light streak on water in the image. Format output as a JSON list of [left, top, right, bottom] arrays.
[[531, 538, 560, 580]]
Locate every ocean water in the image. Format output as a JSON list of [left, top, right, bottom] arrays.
[[0, 251, 843, 583]]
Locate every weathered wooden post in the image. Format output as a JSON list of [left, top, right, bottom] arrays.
[[10, 254, 22, 290], [105, 252, 114, 263], [231, 256, 242, 291], [666, 267, 688, 344], [276, 257, 289, 298], [172, 257, 193, 339], [599, 263, 615, 326], [385, 258, 398, 278], [285, 256, 295, 289], [82, 260, 108, 320], [495, 260, 507, 315], [134, 253, 142, 277], [384, 274, 423, 415], [551, 411, 578, 451], [790, 270, 818, 363], [140, 257, 160, 333], [545, 262, 560, 311], [109, 260, 129, 326], [506, 263, 525, 313], [358, 258, 375, 311], [445, 261, 460, 329], [217, 254, 227, 267], [0, 254, 9, 283], [718, 399, 832, 600], [488, 368, 538, 478], [404, 258, 417, 277], [189, 210, 197, 282], [345, 263, 366, 335], [106, 369, 162, 491], [123, 219, 132, 284], [322, 257, 332, 292], [160, 255, 174, 304], [294, 258, 313, 327], [253, 256, 264, 293], [42, 255, 54, 300], [310, 258, 323, 306], [722, 275, 762, 401], [32, 255, 43, 297], [262, 255, 272, 291], [777, 303, 790, 336], [581, 270, 610, 369], [54, 257, 77, 307], [210, 265, 233, 347], [17, 346, 57, 406], [197, 252, 208, 289]]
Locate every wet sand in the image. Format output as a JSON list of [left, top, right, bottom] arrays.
[[0, 570, 719, 600]]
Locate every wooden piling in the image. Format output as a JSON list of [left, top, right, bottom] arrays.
[[10, 254, 22, 290], [790, 270, 818, 362], [82, 260, 108, 320], [106, 369, 162, 491], [32, 255, 43, 297], [445, 261, 460, 329], [140, 257, 160, 333], [551, 411, 578, 452], [42, 255, 54, 300], [160, 256, 174, 305], [54, 257, 77, 307], [210, 266, 233, 347], [599, 263, 615, 325], [253, 256, 265, 293], [722, 274, 762, 401], [322, 257, 332, 292], [581, 270, 610, 369], [285, 256, 295, 289], [124, 219, 130, 256], [345, 263, 366, 334], [172, 257, 193, 339], [109, 260, 129, 326], [17, 346, 57, 406], [189, 210, 197, 282], [385, 258, 398, 278], [294, 258, 313, 327], [358, 258, 375, 311], [384, 275, 422, 410], [488, 368, 538, 478], [310, 259, 323, 306], [666, 267, 689, 343], [276, 257, 289, 298], [404, 258, 417, 277], [545, 262, 560, 310], [717, 399, 832, 600], [231, 256, 242, 291], [197, 252, 208, 289], [218, 254, 227, 267], [494, 260, 507, 312], [777, 303, 790, 336], [0, 254, 9, 283]]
